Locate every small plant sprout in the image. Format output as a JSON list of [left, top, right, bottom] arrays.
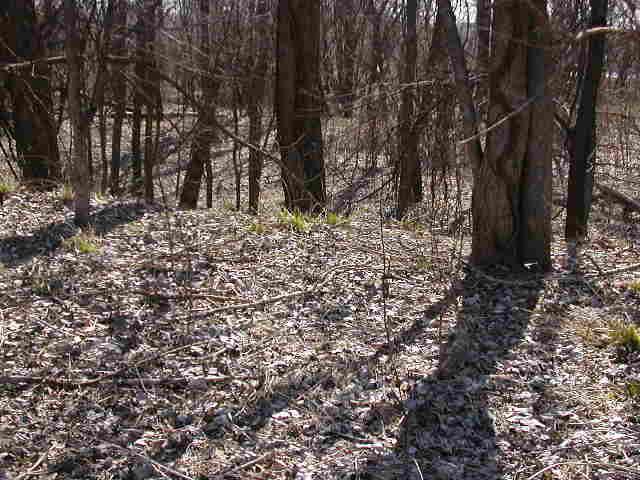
[[0, 180, 14, 207], [63, 230, 100, 254], [278, 209, 311, 233]]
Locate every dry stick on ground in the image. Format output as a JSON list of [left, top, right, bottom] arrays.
[[105, 442, 196, 480], [14, 446, 52, 480]]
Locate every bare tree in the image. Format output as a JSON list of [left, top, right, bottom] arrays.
[[565, 0, 609, 243], [0, 0, 61, 185], [179, 0, 220, 209], [396, 0, 421, 218], [247, 0, 270, 213], [471, 0, 553, 268], [276, 0, 325, 212], [110, 0, 128, 194], [65, 0, 90, 225]]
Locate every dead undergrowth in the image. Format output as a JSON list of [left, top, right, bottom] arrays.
[[1, 170, 640, 480]]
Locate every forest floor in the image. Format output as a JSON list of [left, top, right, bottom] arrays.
[[1, 170, 640, 480]]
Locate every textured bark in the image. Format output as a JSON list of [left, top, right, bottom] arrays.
[[471, 0, 552, 269], [65, 0, 90, 225], [396, 0, 421, 219], [0, 0, 60, 184], [248, 0, 269, 213], [276, 0, 325, 212], [179, 0, 219, 209], [565, 0, 608, 242]]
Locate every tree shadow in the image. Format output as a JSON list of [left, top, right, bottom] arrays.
[[353, 269, 545, 479], [0, 201, 149, 267]]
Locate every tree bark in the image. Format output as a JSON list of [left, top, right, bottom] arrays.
[[471, 0, 552, 269], [276, 0, 325, 213], [565, 0, 608, 242], [65, 0, 90, 225], [0, 0, 61, 185], [396, 0, 421, 219]]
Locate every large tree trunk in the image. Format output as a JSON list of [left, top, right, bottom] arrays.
[[565, 0, 608, 242], [110, 0, 127, 194], [471, 0, 552, 269], [179, 0, 219, 209], [65, 0, 90, 225], [248, 0, 269, 214], [0, 0, 61, 185], [396, 0, 421, 218], [276, 0, 325, 213]]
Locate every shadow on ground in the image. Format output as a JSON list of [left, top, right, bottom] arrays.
[[352, 268, 545, 480], [0, 202, 148, 267]]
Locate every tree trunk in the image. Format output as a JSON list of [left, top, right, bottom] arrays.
[[396, 0, 421, 219], [475, 0, 490, 111], [143, 0, 160, 203], [471, 0, 552, 269], [334, 0, 358, 117], [565, 0, 608, 242], [179, 0, 218, 209], [0, 0, 61, 185], [248, 0, 269, 214], [276, 0, 325, 213], [131, 15, 145, 194], [110, 0, 127, 194], [65, 0, 90, 225]]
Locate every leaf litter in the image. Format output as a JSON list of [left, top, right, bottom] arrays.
[[0, 184, 639, 480]]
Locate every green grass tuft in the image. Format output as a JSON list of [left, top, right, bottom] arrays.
[[278, 209, 311, 233], [248, 222, 267, 235], [63, 231, 100, 254], [608, 320, 640, 354]]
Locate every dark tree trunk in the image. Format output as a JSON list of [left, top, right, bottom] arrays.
[[131, 16, 145, 194], [276, 0, 325, 213], [248, 0, 269, 214], [396, 0, 421, 218], [110, 0, 127, 194], [0, 0, 61, 185], [179, 0, 219, 209], [565, 0, 608, 242]]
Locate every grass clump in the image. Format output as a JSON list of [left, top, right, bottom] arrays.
[[608, 320, 640, 356], [0, 181, 14, 195], [325, 211, 349, 226], [627, 280, 640, 295], [63, 230, 100, 254], [248, 222, 267, 235], [278, 209, 311, 233], [61, 184, 74, 203]]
